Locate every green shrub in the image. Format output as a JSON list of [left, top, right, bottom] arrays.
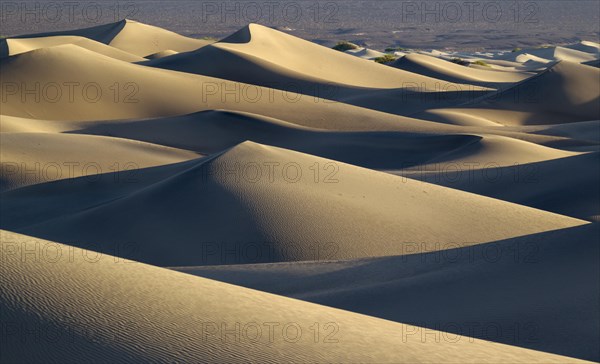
[[384, 46, 406, 52], [449, 57, 470, 66], [512, 47, 522, 52], [374, 54, 398, 64], [332, 41, 359, 52], [472, 60, 491, 67]]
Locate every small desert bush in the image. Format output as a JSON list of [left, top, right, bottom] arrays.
[[472, 60, 491, 67], [374, 54, 398, 64], [384, 46, 406, 52], [450, 57, 470, 66], [333, 41, 359, 52]]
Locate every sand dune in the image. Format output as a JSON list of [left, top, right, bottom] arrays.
[[530, 120, 600, 143], [3, 19, 211, 57], [2, 230, 587, 364], [399, 152, 600, 222], [70, 110, 578, 170], [407, 133, 579, 167], [345, 47, 386, 60], [0, 43, 442, 130], [69, 110, 487, 169], [0, 142, 587, 267], [392, 53, 533, 88], [0, 114, 73, 133], [1, 44, 207, 121], [179, 223, 600, 362], [422, 61, 600, 125], [145, 49, 179, 59], [479, 58, 549, 72], [145, 23, 488, 97], [564, 40, 600, 54], [412, 108, 506, 126], [2, 19, 598, 364], [499, 46, 599, 64], [1, 35, 144, 61], [0, 132, 199, 191], [583, 59, 600, 68]]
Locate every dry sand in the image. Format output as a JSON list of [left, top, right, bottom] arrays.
[[2, 230, 591, 363], [1, 20, 599, 363]]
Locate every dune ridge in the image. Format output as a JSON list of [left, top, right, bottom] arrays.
[[1, 19, 211, 57], [1, 19, 598, 363], [2, 230, 589, 363], [0, 142, 588, 267]]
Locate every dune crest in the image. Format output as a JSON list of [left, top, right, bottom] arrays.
[[0, 142, 588, 267], [2, 230, 587, 363], [1, 19, 598, 363], [2, 19, 211, 57], [146, 23, 487, 93]]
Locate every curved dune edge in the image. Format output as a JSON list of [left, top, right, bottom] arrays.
[[0, 142, 588, 267], [68, 110, 579, 169], [392, 53, 533, 87], [0, 43, 438, 129], [145, 49, 179, 59], [146, 23, 490, 92], [1, 20, 598, 364], [398, 152, 600, 222], [0, 132, 200, 191], [4, 36, 145, 62], [179, 223, 600, 361], [451, 61, 600, 125], [3, 19, 211, 57], [0, 230, 591, 363]]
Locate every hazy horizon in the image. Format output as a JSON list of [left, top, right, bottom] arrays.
[[2, 0, 599, 50]]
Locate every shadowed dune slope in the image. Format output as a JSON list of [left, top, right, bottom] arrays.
[[0, 132, 200, 191], [399, 152, 600, 222], [391, 53, 533, 88], [70, 110, 578, 170], [0, 44, 441, 130], [1, 20, 599, 364], [145, 49, 179, 59], [1, 230, 589, 364], [3, 35, 144, 61], [421, 61, 600, 125], [145, 24, 488, 94], [0, 114, 73, 133], [499, 45, 599, 64], [0, 142, 588, 267], [583, 59, 600, 68], [530, 120, 600, 143], [178, 223, 600, 362]]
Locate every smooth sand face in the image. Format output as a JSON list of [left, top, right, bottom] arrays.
[[1, 20, 598, 363], [5, 36, 146, 62], [147, 24, 485, 90], [392, 53, 534, 87], [177, 223, 600, 361], [0, 230, 592, 363], [0, 132, 200, 191], [1, 141, 588, 267]]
